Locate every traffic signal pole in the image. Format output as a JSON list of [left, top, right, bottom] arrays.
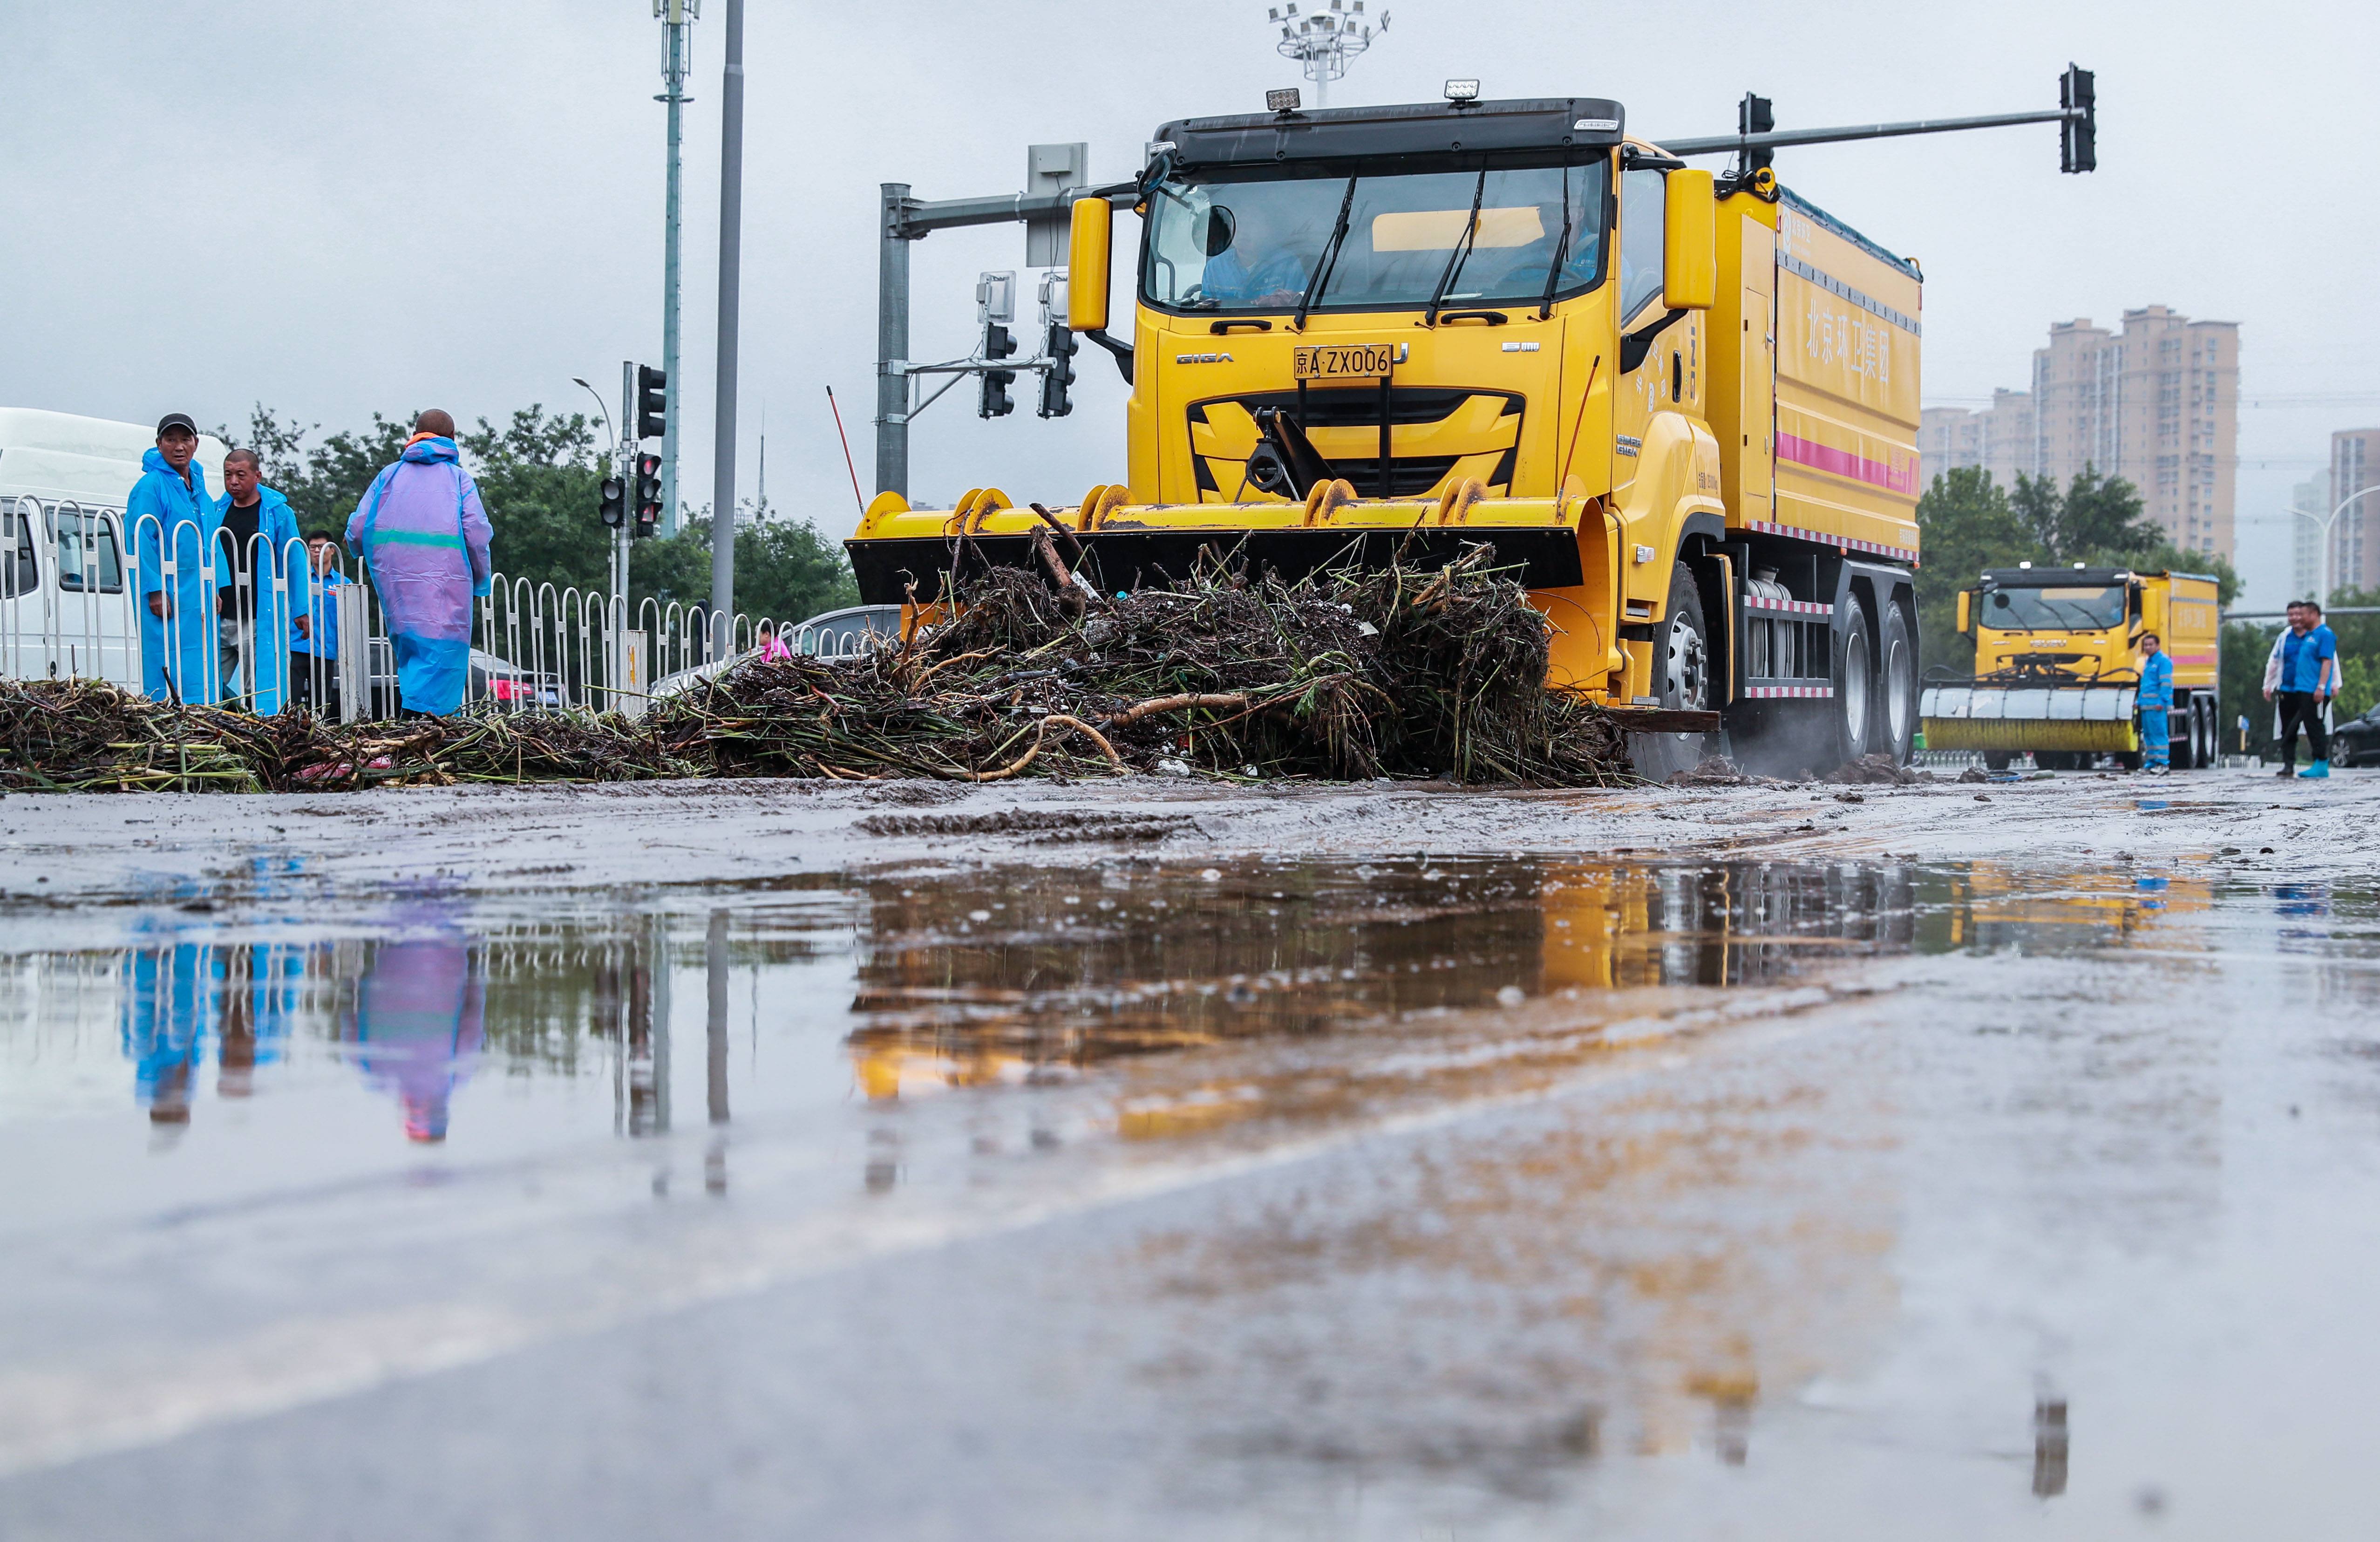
[[617, 360, 636, 704]]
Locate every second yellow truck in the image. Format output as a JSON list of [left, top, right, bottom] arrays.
[[1921, 565, 2223, 770]]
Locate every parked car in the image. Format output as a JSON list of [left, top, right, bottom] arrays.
[[2331, 702, 2380, 767]]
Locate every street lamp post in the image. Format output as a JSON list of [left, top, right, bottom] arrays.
[[2284, 483, 2380, 604], [656, 0, 698, 538]]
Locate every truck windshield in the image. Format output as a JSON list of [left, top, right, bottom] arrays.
[[1981, 585, 2126, 631], [1142, 160, 1608, 315]]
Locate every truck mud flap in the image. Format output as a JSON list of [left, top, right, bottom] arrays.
[[847, 527, 1588, 606]]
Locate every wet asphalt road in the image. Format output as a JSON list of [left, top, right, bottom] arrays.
[[2, 787, 2377, 1538]]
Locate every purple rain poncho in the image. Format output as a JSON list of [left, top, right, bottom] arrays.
[[345, 435, 493, 715]]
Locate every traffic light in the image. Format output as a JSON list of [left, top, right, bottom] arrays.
[[635, 364, 668, 441], [1038, 321, 1076, 419], [978, 322, 1017, 419], [2059, 65, 2095, 174], [598, 471, 627, 529], [633, 452, 662, 538], [1737, 92, 1775, 176]]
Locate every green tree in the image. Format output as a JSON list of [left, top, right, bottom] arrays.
[[1913, 466, 2042, 673], [457, 408, 609, 597], [2220, 621, 2278, 756], [630, 512, 858, 626]]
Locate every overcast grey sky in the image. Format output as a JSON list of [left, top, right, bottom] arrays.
[[5, 0, 2374, 607]]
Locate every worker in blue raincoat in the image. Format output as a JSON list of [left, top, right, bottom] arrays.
[[214, 449, 308, 713], [128, 413, 226, 705], [2137, 631, 2173, 776], [345, 409, 493, 717]]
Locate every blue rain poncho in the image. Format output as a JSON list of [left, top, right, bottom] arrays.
[[345, 436, 493, 716], [127, 449, 225, 705], [213, 484, 307, 713]]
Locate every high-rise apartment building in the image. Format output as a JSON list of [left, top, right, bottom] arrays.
[[2332, 428, 2380, 598], [2032, 307, 2238, 556], [1921, 306, 2238, 559], [1918, 389, 2033, 490]]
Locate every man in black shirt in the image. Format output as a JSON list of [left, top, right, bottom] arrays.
[[214, 449, 305, 710]]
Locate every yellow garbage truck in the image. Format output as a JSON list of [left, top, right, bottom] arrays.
[[1919, 566, 2222, 770], [849, 82, 2092, 776]]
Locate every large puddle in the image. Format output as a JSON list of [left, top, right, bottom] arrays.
[[8, 850, 2380, 1534], [1, 854, 2213, 1156]]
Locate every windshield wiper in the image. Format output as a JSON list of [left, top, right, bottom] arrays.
[[1292, 176, 1360, 334], [1424, 169, 1489, 327], [1536, 166, 1572, 320]]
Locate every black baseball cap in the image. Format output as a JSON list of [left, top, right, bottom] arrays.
[[156, 413, 198, 437]]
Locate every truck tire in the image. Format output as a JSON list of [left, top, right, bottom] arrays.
[[1627, 563, 1712, 783], [1984, 752, 2013, 771], [2198, 697, 2218, 768], [2171, 691, 2197, 771], [1830, 600, 1874, 768], [1873, 600, 1917, 766]]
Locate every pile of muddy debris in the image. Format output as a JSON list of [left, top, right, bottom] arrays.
[[0, 552, 1638, 793]]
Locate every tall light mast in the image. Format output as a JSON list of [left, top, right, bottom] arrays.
[[656, 0, 697, 535], [1265, 0, 1387, 109]]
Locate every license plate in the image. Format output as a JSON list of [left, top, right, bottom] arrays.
[[1293, 343, 1396, 381]]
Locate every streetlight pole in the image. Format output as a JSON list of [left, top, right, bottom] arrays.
[[2284, 483, 2380, 604], [657, 0, 697, 538]]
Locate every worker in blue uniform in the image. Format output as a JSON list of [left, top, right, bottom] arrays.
[[2137, 631, 2173, 776]]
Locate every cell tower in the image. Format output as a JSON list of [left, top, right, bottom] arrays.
[[1265, 0, 1388, 109]]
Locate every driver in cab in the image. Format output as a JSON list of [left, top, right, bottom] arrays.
[[1197, 200, 1313, 308]]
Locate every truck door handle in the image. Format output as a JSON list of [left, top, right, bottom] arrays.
[[1210, 320, 1273, 334]]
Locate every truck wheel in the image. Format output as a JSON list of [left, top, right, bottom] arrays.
[[1873, 601, 1917, 765], [1984, 752, 2012, 771], [2198, 697, 2218, 768], [1627, 564, 1712, 782], [2171, 693, 2198, 771], [1830, 600, 1873, 768]]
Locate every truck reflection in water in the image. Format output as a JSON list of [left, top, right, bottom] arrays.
[[843, 858, 1926, 1103]]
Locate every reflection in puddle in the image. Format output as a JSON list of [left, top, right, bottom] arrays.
[[0, 856, 2236, 1150]]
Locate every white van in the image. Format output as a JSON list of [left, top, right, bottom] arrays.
[[0, 409, 228, 689]]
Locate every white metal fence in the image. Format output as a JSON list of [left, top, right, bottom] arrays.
[[0, 499, 811, 721]]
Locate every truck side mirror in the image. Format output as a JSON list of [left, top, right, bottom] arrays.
[[1068, 196, 1112, 333], [1956, 591, 1972, 635], [1661, 168, 1716, 311]]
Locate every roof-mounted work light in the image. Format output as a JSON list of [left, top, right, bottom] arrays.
[[1443, 78, 1480, 102], [1266, 87, 1302, 113]]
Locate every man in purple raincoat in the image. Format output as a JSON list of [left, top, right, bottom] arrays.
[[345, 409, 494, 716]]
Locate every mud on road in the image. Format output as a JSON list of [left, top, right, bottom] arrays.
[[4, 764, 2371, 905]]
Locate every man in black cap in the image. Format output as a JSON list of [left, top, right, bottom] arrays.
[[128, 413, 226, 703]]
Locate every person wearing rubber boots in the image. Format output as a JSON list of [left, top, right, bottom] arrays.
[[344, 410, 493, 718], [2136, 630, 2173, 776], [2267, 600, 2337, 777]]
